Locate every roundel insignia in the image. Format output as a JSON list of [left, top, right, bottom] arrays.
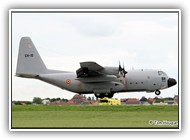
[[66, 79, 71, 85]]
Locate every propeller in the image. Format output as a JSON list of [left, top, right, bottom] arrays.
[[123, 63, 127, 76], [119, 61, 122, 71], [119, 61, 127, 77]]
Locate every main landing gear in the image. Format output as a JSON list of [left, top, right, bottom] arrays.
[[155, 90, 161, 95], [94, 93, 114, 99]]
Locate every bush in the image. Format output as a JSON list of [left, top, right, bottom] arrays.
[[33, 97, 42, 104]]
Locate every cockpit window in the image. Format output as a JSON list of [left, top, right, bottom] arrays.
[[158, 71, 163, 75], [158, 71, 167, 76], [161, 77, 166, 82]]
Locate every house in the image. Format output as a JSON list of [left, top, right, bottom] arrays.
[[42, 99, 50, 105], [174, 95, 178, 104], [148, 98, 155, 105], [139, 96, 150, 105], [89, 100, 99, 105], [164, 100, 175, 105], [120, 98, 127, 105], [126, 98, 139, 105], [67, 94, 90, 105]]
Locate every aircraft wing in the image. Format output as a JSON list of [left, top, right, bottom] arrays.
[[76, 61, 104, 78]]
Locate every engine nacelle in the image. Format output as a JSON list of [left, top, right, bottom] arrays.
[[101, 67, 119, 76]]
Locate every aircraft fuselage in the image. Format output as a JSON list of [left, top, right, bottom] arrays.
[[37, 69, 176, 98]]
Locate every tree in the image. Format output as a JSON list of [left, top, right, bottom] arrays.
[[61, 98, 68, 102], [56, 97, 61, 101], [50, 98, 56, 102], [33, 97, 42, 104]]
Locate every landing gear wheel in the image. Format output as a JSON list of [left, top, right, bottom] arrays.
[[95, 93, 100, 98], [155, 90, 161, 95], [99, 94, 105, 99], [94, 93, 105, 99], [107, 93, 114, 98]]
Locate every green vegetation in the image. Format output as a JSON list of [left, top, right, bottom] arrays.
[[12, 105, 178, 128], [32, 97, 42, 104], [13, 97, 69, 105]]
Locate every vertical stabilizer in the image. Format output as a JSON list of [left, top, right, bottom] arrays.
[[16, 37, 47, 77]]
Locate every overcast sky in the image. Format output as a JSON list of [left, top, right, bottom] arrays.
[[11, 10, 179, 101]]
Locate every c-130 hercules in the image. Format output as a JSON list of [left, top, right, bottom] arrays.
[[16, 37, 177, 98]]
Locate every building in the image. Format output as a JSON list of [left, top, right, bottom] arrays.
[[120, 98, 127, 105], [148, 98, 155, 105], [139, 96, 150, 105], [126, 98, 140, 105], [42, 99, 50, 105], [174, 95, 179, 104], [67, 94, 90, 105]]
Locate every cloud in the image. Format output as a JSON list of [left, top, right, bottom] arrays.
[[73, 20, 116, 37], [63, 13, 118, 37]]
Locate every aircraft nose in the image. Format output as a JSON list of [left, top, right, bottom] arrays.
[[168, 78, 177, 87]]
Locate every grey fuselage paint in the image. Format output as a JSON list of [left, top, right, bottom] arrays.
[[37, 69, 169, 94]]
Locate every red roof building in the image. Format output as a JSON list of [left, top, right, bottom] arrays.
[[67, 94, 90, 105], [126, 98, 140, 104]]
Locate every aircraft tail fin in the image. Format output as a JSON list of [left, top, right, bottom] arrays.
[[16, 37, 47, 77]]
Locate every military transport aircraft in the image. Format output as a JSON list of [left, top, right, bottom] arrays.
[[15, 37, 177, 98]]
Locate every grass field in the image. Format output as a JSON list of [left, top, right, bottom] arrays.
[[11, 105, 179, 129]]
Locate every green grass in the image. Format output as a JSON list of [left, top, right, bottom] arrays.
[[11, 105, 179, 128]]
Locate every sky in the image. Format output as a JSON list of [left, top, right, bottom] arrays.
[[11, 10, 179, 101]]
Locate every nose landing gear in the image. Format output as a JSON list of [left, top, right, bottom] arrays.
[[155, 90, 161, 95]]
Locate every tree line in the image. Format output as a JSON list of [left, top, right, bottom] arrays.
[[12, 97, 69, 105]]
